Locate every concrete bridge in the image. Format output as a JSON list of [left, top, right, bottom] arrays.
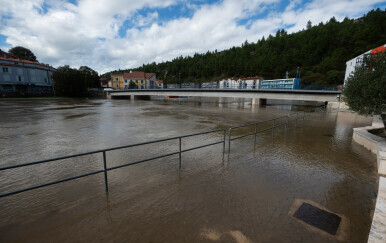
[[107, 89, 341, 104]]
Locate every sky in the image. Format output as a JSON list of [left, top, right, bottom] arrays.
[[0, 0, 384, 74]]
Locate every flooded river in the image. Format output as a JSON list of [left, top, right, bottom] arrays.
[[0, 98, 378, 242]]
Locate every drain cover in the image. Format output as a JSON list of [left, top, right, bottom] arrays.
[[293, 202, 341, 235]]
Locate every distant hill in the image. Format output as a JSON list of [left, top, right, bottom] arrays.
[[102, 9, 386, 86]]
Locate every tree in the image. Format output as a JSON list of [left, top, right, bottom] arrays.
[[306, 20, 312, 30], [129, 81, 137, 89], [79, 66, 99, 88], [52, 65, 87, 97], [8, 46, 37, 62], [343, 53, 386, 122], [100, 9, 386, 85]]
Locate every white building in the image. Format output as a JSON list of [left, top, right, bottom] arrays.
[[240, 77, 263, 89], [219, 77, 262, 89], [219, 78, 240, 89], [344, 44, 385, 85]]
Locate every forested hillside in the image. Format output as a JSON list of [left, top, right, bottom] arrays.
[[104, 9, 385, 85]]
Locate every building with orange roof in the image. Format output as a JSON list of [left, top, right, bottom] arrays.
[[156, 80, 163, 89], [111, 71, 156, 90], [344, 44, 385, 85], [0, 49, 56, 96]]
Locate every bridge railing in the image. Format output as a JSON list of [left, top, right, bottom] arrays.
[[155, 83, 339, 91], [0, 129, 226, 198], [133, 84, 340, 91]]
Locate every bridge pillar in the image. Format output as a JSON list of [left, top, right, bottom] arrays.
[[130, 95, 135, 100]]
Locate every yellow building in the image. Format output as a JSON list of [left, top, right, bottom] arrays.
[[123, 71, 156, 89], [111, 74, 124, 90], [111, 71, 156, 90]]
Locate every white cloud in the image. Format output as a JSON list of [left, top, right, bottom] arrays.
[[0, 0, 383, 74]]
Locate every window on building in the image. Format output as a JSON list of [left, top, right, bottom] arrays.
[[116, 78, 118, 81], [2, 67, 8, 73], [125, 79, 127, 83], [18, 76, 22, 82]]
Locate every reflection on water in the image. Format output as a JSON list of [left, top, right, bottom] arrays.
[[0, 97, 377, 242]]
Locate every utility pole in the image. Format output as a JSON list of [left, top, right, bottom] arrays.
[[179, 73, 181, 89]]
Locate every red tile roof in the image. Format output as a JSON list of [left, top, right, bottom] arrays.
[[123, 71, 155, 79], [0, 49, 18, 59], [0, 49, 54, 69]]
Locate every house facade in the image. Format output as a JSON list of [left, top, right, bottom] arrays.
[[240, 77, 263, 89], [0, 49, 56, 96], [111, 73, 124, 89], [122, 71, 156, 89], [100, 77, 112, 88], [219, 78, 240, 88], [219, 77, 263, 89], [344, 44, 385, 85], [156, 80, 163, 89]]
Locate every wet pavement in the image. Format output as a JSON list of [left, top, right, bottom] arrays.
[[0, 97, 378, 242]]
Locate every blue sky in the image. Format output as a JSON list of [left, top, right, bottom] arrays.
[[0, 0, 384, 73]]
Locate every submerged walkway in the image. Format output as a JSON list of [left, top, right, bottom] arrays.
[[368, 176, 386, 242]]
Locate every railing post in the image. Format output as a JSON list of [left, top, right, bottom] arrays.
[[272, 119, 275, 136], [223, 130, 225, 153], [228, 128, 232, 152], [286, 115, 289, 129], [254, 123, 257, 142], [102, 151, 109, 192], [179, 137, 182, 168]]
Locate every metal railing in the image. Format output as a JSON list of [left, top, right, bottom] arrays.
[[0, 129, 226, 198], [118, 83, 341, 91], [0, 105, 330, 199], [228, 111, 310, 152]]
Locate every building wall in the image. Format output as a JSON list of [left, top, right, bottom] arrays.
[[111, 74, 124, 89], [146, 75, 156, 89], [0, 60, 55, 89], [122, 76, 156, 89], [219, 79, 240, 88], [343, 50, 371, 86], [344, 44, 385, 85]]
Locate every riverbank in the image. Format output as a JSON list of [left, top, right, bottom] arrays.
[[352, 116, 386, 242]]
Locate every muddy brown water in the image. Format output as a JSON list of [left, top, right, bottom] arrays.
[[0, 97, 378, 242]]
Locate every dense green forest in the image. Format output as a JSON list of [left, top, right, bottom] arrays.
[[103, 9, 385, 86]]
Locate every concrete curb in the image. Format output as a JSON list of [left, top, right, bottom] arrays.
[[354, 116, 386, 243]]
